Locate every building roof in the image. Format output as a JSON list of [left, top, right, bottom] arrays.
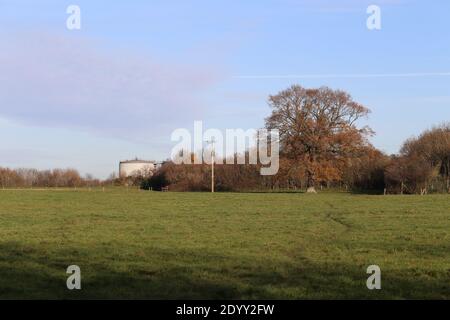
[[120, 159, 155, 164]]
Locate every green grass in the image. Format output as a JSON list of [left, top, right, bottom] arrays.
[[0, 189, 449, 299]]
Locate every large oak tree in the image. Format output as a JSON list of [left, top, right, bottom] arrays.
[[265, 85, 372, 192]]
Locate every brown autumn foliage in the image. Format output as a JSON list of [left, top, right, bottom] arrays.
[[384, 155, 436, 194], [143, 156, 264, 192], [341, 146, 389, 192], [265, 85, 372, 192], [0, 167, 99, 188], [400, 123, 450, 189], [2, 86, 446, 195], [385, 123, 450, 194], [142, 87, 448, 194]]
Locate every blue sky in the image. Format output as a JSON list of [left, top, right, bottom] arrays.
[[0, 0, 449, 178]]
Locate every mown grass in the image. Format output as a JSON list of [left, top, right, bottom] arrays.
[[0, 189, 448, 299]]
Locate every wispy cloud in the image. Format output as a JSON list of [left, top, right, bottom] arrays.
[[281, 0, 409, 12], [235, 72, 450, 79], [0, 31, 221, 142]]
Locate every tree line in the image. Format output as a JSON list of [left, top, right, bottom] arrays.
[[0, 168, 101, 188], [142, 85, 450, 194], [2, 85, 448, 194]]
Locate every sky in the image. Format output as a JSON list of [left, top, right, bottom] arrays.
[[0, 0, 449, 178]]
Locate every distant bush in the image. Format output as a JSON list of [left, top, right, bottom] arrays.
[[0, 167, 100, 188]]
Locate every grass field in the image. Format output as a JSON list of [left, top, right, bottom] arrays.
[[0, 189, 449, 299]]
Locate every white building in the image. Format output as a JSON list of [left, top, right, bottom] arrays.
[[119, 159, 156, 178]]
